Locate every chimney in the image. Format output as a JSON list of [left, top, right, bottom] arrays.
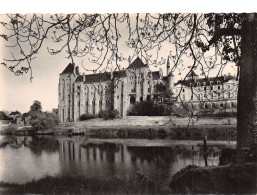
[[75, 66, 80, 75], [128, 56, 131, 66], [159, 68, 163, 79], [83, 72, 85, 82], [167, 56, 170, 76]]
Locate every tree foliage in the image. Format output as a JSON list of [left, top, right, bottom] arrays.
[[30, 100, 42, 112]]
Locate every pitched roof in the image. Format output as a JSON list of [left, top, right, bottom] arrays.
[[0, 111, 12, 120], [10, 111, 21, 115], [175, 75, 235, 87], [75, 71, 126, 84], [127, 57, 148, 69], [60, 63, 75, 75], [186, 71, 198, 77]]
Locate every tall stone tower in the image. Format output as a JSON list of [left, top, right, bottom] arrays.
[[58, 63, 80, 122]]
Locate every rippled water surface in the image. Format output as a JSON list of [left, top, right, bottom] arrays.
[[0, 135, 222, 190]]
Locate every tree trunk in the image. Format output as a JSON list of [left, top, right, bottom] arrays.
[[237, 13, 257, 163]]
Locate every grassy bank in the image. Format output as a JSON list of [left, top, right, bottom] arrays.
[[1, 124, 237, 140], [83, 125, 236, 140], [1, 172, 162, 194], [169, 162, 257, 194]]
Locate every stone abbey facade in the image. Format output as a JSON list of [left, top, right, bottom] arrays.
[[58, 57, 238, 122]]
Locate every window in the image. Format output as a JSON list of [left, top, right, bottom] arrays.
[[197, 82, 200, 86], [228, 92, 231, 99], [220, 103, 223, 108], [211, 86, 213, 90], [217, 81, 221, 84], [203, 82, 206, 85], [190, 83, 193, 87], [117, 95, 119, 99], [148, 88, 150, 92], [218, 86, 220, 90], [182, 89, 185, 92], [204, 87, 206, 90], [227, 85, 230, 89]]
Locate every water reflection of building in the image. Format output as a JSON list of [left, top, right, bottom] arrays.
[[58, 140, 219, 190]]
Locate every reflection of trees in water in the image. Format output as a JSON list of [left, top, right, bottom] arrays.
[[127, 146, 176, 190], [26, 136, 59, 155], [0, 136, 59, 154], [127, 147, 175, 164], [25, 136, 59, 154]]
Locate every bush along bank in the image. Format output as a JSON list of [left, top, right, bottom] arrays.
[[169, 162, 257, 194], [84, 125, 236, 140], [1, 124, 237, 140]]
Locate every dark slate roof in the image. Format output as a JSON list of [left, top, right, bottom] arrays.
[[152, 71, 160, 80], [175, 76, 234, 87], [0, 111, 12, 120], [75, 71, 126, 84], [0, 111, 7, 119], [127, 57, 148, 69], [186, 71, 198, 77], [10, 111, 21, 115], [60, 63, 75, 75]]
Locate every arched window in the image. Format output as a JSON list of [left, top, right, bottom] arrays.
[[147, 95, 151, 101], [130, 96, 136, 104]]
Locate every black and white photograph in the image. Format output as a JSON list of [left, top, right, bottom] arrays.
[[0, 1, 256, 194]]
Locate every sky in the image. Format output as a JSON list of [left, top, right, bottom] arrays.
[[0, 1, 254, 113]]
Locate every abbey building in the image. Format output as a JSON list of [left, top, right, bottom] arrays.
[[58, 57, 238, 122]]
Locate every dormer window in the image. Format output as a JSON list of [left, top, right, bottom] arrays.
[[190, 83, 193, 87], [210, 81, 213, 86], [203, 82, 206, 86], [197, 82, 200, 86], [217, 81, 221, 84]]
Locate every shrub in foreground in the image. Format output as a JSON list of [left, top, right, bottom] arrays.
[[1, 173, 160, 194], [79, 114, 95, 121], [29, 112, 59, 131], [101, 109, 119, 120]]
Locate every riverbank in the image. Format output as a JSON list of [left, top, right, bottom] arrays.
[[1, 123, 237, 140], [169, 162, 257, 194], [0, 116, 237, 140], [0, 173, 161, 194]]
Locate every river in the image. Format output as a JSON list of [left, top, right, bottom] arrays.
[[0, 135, 234, 191]]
